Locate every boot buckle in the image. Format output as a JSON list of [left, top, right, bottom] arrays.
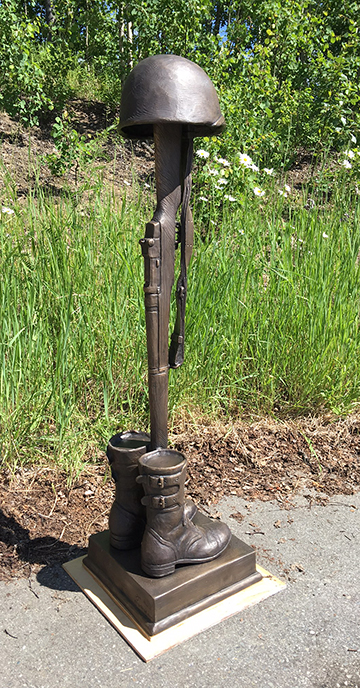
[[146, 474, 166, 488], [141, 495, 166, 508]]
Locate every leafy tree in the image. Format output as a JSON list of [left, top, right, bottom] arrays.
[[0, 0, 359, 162]]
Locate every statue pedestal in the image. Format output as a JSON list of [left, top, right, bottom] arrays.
[[63, 555, 285, 661], [82, 512, 262, 637]]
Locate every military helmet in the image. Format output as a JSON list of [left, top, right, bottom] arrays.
[[119, 54, 225, 139]]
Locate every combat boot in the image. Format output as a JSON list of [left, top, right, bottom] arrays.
[[107, 432, 197, 550], [137, 448, 231, 577], [107, 431, 150, 550]]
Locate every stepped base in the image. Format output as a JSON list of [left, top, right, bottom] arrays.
[[82, 511, 262, 636]]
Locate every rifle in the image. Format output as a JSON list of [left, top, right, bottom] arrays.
[[140, 123, 194, 450]]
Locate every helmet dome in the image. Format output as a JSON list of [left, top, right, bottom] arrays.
[[119, 54, 225, 139]]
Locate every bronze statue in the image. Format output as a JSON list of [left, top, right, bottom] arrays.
[[107, 55, 230, 578], [81, 57, 262, 637]]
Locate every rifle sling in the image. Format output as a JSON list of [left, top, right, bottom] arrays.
[[169, 140, 194, 369]]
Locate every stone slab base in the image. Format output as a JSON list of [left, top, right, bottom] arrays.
[[63, 557, 285, 662]]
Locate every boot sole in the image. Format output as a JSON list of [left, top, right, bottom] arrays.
[[141, 537, 231, 578]]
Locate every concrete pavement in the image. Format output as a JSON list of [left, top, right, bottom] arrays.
[[1, 491, 359, 688]]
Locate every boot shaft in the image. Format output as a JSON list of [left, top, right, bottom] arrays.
[[137, 448, 186, 528], [107, 431, 150, 514], [107, 431, 150, 477]]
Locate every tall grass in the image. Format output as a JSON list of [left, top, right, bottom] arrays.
[[1, 167, 360, 471], [180, 189, 360, 417]]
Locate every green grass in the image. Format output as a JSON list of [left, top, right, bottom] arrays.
[[182, 191, 360, 417], [1, 166, 360, 472]]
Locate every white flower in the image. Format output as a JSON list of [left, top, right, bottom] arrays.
[[238, 229, 244, 235], [196, 149, 209, 159], [250, 163, 259, 172], [198, 196, 208, 202], [278, 190, 288, 197], [144, 183, 150, 188], [339, 100, 344, 106], [217, 178, 228, 186], [208, 168, 219, 176], [263, 168, 273, 175], [253, 187, 265, 197], [322, 232, 329, 239], [345, 149, 355, 159], [342, 159, 352, 169], [215, 157, 230, 167], [1, 206, 14, 214], [124, 180, 131, 186], [335, 127, 342, 133], [341, 116, 347, 126], [238, 153, 253, 167], [351, 134, 357, 144], [284, 184, 291, 192], [224, 195, 236, 201]]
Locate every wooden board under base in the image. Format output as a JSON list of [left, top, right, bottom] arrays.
[[63, 556, 285, 662]]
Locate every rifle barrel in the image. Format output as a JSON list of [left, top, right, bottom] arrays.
[[142, 124, 182, 450]]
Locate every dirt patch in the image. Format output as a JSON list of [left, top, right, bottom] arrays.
[[179, 415, 360, 505], [1, 414, 359, 581], [0, 104, 327, 205], [0, 103, 155, 201]]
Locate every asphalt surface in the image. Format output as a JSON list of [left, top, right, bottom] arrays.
[[1, 491, 359, 688]]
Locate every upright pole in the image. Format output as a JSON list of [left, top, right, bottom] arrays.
[[140, 123, 182, 450]]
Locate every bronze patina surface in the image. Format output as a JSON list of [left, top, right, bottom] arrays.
[[83, 512, 262, 637], [104, 55, 234, 576], [119, 54, 226, 453], [119, 54, 225, 140], [136, 449, 231, 578], [106, 431, 150, 550], [90, 55, 261, 587]]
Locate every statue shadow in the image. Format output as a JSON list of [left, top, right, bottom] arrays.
[[0, 508, 86, 592]]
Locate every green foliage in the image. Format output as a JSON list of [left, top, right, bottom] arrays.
[[0, 0, 50, 125], [0, 177, 152, 471], [2, 0, 360, 473], [0, 0, 73, 125], [46, 112, 99, 179], [217, 0, 360, 163], [1, 0, 360, 165]]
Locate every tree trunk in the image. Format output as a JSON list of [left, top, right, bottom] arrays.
[[44, 0, 56, 28], [214, 2, 223, 36], [85, 0, 89, 63], [127, 19, 133, 69], [118, 3, 126, 85]]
